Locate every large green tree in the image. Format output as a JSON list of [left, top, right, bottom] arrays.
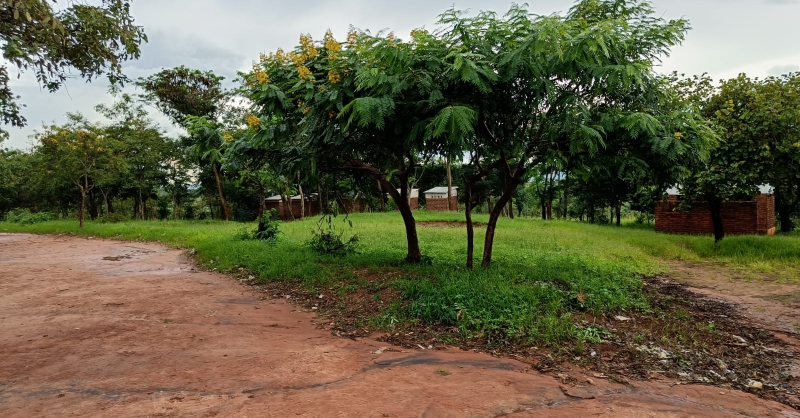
[[428, 1, 702, 267], [138, 67, 233, 220], [0, 0, 146, 137]]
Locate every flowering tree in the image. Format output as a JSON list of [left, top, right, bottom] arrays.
[[243, 30, 452, 262]]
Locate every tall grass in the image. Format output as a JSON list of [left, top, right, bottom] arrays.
[[3, 212, 798, 346]]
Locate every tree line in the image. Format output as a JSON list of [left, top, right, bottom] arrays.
[[1, 0, 798, 268]]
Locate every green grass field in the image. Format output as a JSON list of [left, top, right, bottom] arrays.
[[3, 212, 799, 347]]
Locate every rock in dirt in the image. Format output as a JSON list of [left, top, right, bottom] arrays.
[[747, 380, 764, 390], [560, 386, 596, 400]]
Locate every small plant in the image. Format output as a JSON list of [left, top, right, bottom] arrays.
[[308, 215, 359, 256], [437, 369, 451, 376], [576, 326, 612, 344], [5, 208, 54, 224], [235, 210, 281, 243]]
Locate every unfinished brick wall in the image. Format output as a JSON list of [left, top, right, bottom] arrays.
[[426, 197, 458, 212], [655, 195, 776, 235]]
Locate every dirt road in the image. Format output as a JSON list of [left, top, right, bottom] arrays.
[[1, 233, 797, 417]]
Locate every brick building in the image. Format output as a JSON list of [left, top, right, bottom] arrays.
[[424, 187, 459, 212], [655, 194, 776, 236], [264, 195, 319, 220], [388, 189, 419, 210]]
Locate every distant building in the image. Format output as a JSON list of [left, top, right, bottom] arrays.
[[424, 187, 458, 212], [388, 189, 419, 210], [655, 189, 776, 236], [264, 195, 318, 220]]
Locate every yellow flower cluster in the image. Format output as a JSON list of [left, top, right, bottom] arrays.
[[386, 32, 396, 42], [328, 69, 341, 84], [673, 131, 683, 140], [247, 115, 261, 127], [256, 71, 269, 85], [223, 133, 235, 143], [297, 65, 313, 81], [297, 101, 310, 115], [328, 110, 337, 119], [299, 34, 319, 59], [324, 30, 341, 59], [347, 29, 358, 47]]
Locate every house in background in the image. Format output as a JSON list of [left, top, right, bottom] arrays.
[[424, 187, 458, 212], [655, 186, 776, 236], [264, 194, 319, 220], [388, 189, 419, 210]]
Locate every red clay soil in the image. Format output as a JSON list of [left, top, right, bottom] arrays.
[[0, 234, 797, 418]]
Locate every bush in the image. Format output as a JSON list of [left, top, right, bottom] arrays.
[[235, 210, 281, 243], [308, 218, 359, 256], [5, 208, 54, 224]]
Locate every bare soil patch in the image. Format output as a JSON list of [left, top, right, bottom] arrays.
[[1, 233, 797, 417]]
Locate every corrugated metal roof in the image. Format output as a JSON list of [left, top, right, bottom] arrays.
[[265, 194, 316, 202], [424, 187, 458, 194]]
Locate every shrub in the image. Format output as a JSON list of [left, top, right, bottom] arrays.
[[5, 208, 54, 224], [235, 210, 281, 243], [308, 217, 359, 256]]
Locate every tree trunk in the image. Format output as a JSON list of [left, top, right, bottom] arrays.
[[616, 200, 622, 226], [446, 155, 454, 211], [78, 174, 89, 228], [297, 172, 305, 219], [482, 188, 517, 268], [257, 184, 266, 219], [212, 162, 230, 221], [79, 189, 86, 228], [708, 195, 725, 244], [508, 198, 514, 219], [281, 192, 295, 221], [88, 188, 98, 221], [318, 184, 324, 214], [99, 188, 111, 216], [547, 201, 553, 220], [382, 175, 421, 263], [464, 180, 475, 270], [563, 172, 569, 220], [343, 157, 421, 263], [377, 179, 386, 212], [541, 200, 547, 220], [138, 186, 144, 220], [486, 196, 493, 214]]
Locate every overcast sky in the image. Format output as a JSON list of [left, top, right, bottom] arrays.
[[4, 0, 800, 149]]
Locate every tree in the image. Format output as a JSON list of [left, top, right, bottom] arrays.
[[0, 0, 146, 136], [676, 72, 799, 241], [138, 67, 233, 220], [96, 94, 172, 220], [430, 1, 694, 267], [245, 30, 453, 263], [36, 114, 122, 227]]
